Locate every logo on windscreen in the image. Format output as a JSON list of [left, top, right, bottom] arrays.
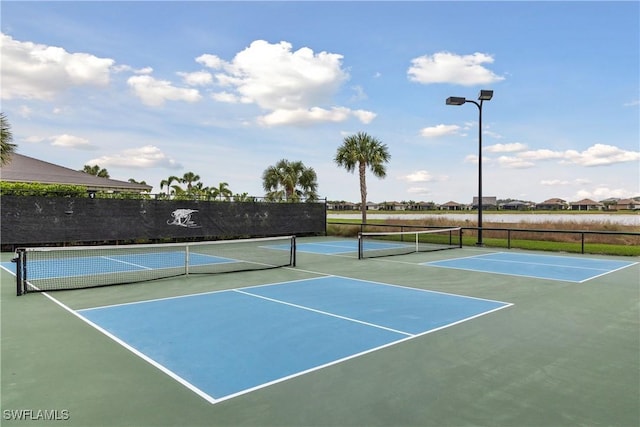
[[167, 209, 201, 228]]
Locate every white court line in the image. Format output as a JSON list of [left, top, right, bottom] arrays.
[[101, 256, 153, 270], [233, 288, 415, 337]]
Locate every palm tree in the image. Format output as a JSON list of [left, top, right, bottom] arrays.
[[160, 175, 181, 197], [212, 182, 233, 201], [262, 159, 318, 202], [82, 164, 110, 178], [334, 132, 391, 223], [1, 113, 17, 166], [181, 172, 201, 193]]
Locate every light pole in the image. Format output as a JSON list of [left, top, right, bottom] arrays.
[[446, 90, 493, 246]]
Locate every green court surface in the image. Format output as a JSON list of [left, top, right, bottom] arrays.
[[1, 236, 639, 427]]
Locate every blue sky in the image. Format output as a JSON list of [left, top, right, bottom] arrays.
[[2, 1, 638, 204]]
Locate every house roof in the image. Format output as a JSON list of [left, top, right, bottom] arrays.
[[538, 198, 567, 205], [501, 200, 529, 206], [571, 198, 602, 206], [0, 153, 152, 192]]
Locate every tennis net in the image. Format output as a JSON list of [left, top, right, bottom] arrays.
[[358, 227, 462, 259], [14, 235, 296, 295]]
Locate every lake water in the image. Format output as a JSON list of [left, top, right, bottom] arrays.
[[328, 213, 640, 226]]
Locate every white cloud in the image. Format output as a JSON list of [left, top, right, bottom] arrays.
[[563, 143, 640, 166], [1, 33, 115, 100], [540, 179, 570, 186], [198, 40, 373, 125], [178, 70, 213, 86], [211, 91, 252, 104], [464, 154, 479, 164], [351, 109, 377, 124], [485, 143, 639, 171], [258, 106, 359, 127], [50, 134, 94, 150], [407, 51, 505, 86], [496, 155, 535, 169], [196, 54, 224, 69], [24, 135, 46, 144], [420, 124, 460, 138], [540, 178, 591, 186], [485, 142, 528, 153], [87, 145, 182, 169], [127, 75, 202, 106], [517, 149, 565, 161], [574, 186, 637, 200], [402, 170, 433, 183]]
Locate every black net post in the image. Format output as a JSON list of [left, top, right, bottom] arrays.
[[14, 250, 24, 296], [291, 236, 296, 267]]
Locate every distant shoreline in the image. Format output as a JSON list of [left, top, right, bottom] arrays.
[[328, 212, 639, 226]]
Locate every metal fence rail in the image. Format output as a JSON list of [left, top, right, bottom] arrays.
[[329, 222, 640, 255]]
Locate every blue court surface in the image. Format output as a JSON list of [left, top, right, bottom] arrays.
[[424, 252, 637, 283], [76, 276, 511, 403]]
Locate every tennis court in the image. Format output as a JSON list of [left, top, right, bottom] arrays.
[[425, 252, 637, 283], [2, 235, 638, 426]]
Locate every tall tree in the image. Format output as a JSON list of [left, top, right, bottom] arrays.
[[82, 164, 110, 178], [334, 132, 391, 223], [160, 175, 181, 197], [181, 172, 201, 193], [1, 113, 17, 166], [212, 182, 233, 201], [262, 159, 318, 202]]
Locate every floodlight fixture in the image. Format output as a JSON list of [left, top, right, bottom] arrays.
[[446, 96, 466, 106], [478, 90, 494, 101]]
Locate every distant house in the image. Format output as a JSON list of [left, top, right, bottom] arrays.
[[612, 198, 640, 211], [471, 196, 497, 210], [0, 153, 152, 193], [500, 200, 531, 210], [406, 201, 436, 211], [380, 201, 405, 211], [570, 198, 604, 211], [328, 201, 357, 211], [536, 198, 568, 210], [439, 201, 465, 211]]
